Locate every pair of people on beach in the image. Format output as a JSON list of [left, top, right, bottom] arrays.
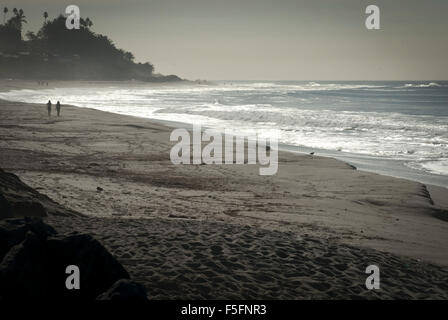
[[47, 100, 61, 117]]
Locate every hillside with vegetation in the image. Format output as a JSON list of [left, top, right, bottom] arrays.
[[0, 8, 182, 81]]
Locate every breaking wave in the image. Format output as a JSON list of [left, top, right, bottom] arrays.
[[1, 80, 447, 177]]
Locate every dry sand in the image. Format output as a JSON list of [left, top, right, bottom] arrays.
[[1, 80, 448, 299]]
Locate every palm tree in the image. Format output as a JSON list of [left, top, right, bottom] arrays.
[[17, 9, 26, 23], [8, 8, 27, 31], [3, 7, 8, 24], [124, 51, 134, 62], [43, 11, 48, 23], [85, 17, 93, 28]]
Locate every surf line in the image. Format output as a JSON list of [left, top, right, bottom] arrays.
[[170, 124, 278, 175]]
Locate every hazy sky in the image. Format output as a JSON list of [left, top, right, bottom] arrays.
[[3, 0, 448, 80]]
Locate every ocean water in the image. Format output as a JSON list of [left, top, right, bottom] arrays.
[[1, 81, 448, 187]]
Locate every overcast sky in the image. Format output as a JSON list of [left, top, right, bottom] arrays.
[[3, 0, 448, 80]]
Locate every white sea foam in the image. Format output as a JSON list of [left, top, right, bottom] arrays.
[[402, 82, 442, 88], [406, 159, 448, 176], [1, 81, 447, 176]]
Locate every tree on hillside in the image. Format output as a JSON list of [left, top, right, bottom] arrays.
[[43, 11, 48, 23], [124, 51, 134, 62], [3, 7, 8, 24], [140, 62, 154, 74], [0, 8, 23, 51], [0, 13, 176, 81], [36, 15, 126, 62], [85, 17, 93, 28], [6, 8, 27, 33]]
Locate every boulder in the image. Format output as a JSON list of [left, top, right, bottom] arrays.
[[0, 231, 50, 298], [0, 193, 12, 219], [45, 233, 130, 299], [0, 168, 82, 218], [0, 218, 131, 300], [0, 217, 56, 262]]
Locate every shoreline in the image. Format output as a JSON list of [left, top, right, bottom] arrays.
[[0, 94, 447, 259], [1, 93, 446, 201], [1, 81, 448, 298], [0, 80, 447, 208], [2, 79, 447, 190], [282, 145, 448, 189]]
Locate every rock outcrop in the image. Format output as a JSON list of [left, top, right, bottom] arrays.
[[0, 168, 82, 219], [0, 167, 148, 300], [0, 218, 147, 300]]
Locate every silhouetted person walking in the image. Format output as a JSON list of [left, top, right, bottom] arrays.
[[56, 101, 61, 117], [47, 100, 52, 117]]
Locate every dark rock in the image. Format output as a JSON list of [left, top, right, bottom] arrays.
[[0, 220, 130, 300], [97, 279, 148, 301], [11, 200, 47, 218], [0, 169, 47, 219], [0, 193, 12, 219], [0, 231, 49, 298], [0, 167, 83, 218], [0, 218, 56, 262], [46, 233, 130, 299], [0, 168, 141, 300]]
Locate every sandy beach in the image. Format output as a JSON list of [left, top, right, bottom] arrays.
[[1, 81, 448, 299]]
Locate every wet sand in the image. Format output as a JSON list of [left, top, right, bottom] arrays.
[[1, 80, 448, 299]]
